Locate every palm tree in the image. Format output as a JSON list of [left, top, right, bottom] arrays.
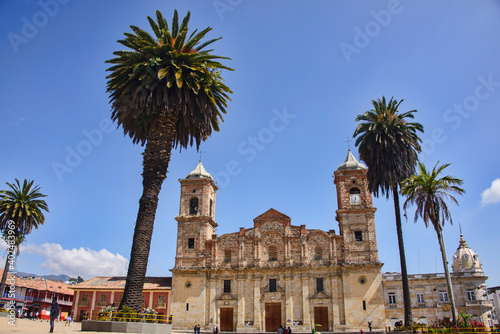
[[105, 10, 233, 311], [0, 179, 48, 299], [353, 96, 424, 326], [401, 162, 465, 326]]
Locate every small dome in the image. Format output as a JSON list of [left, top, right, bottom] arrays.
[[337, 150, 366, 171], [186, 161, 213, 180], [452, 234, 482, 273]]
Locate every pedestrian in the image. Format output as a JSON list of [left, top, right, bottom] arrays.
[[288, 326, 292, 334], [278, 325, 284, 334], [49, 297, 58, 333], [368, 321, 372, 332], [213, 324, 219, 334], [284, 326, 289, 334]]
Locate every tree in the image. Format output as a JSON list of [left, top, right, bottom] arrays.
[[401, 162, 465, 326], [0, 179, 49, 298], [353, 96, 424, 326], [105, 10, 233, 311]]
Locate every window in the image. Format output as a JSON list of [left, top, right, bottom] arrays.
[[269, 245, 277, 261], [467, 289, 476, 301], [417, 292, 425, 304], [315, 247, 323, 260], [355, 231, 363, 241], [223, 280, 231, 293], [189, 197, 198, 215], [81, 293, 88, 301], [350, 187, 360, 194], [100, 294, 106, 302], [439, 291, 449, 302], [388, 293, 396, 304], [210, 199, 213, 216], [118, 294, 123, 303], [188, 238, 195, 249], [316, 278, 324, 292], [158, 295, 165, 303], [269, 279, 277, 292], [224, 250, 231, 263], [363, 300, 366, 310]]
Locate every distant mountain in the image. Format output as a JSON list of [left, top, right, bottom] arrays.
[[14, 272, 73, 282]]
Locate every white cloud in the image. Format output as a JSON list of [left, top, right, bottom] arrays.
[[481, 178, 500, 206], [20, 243, 128, 280]]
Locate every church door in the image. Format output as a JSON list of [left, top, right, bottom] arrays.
[[220, 308, 233, 331], [314, 307, 329, 332], [265, 303, 281, 332]]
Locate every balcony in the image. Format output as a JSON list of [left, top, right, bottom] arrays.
[[466, 300, 493, 308], [96, 301, 107, 307], [78, 301, 88, 307], [155, 303, 167, 309], [2, 293, 34, 303]]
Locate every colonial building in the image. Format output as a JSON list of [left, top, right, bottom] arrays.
[[70, 276, 172, 322], [383, 234, 493, 328], [0, 269, 74, 320], [171, 152, 386, 332]]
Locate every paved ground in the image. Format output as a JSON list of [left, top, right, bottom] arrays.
[[0, 317, 181, 334], [0, 317, 87, 333]]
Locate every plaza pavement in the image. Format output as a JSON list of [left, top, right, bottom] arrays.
[[0, 317, 189, 334]]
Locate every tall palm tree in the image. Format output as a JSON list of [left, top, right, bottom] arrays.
[[401, 162, 465, 326], [353, 96, 424, 326], [0, 179, 48, 299], [105, 10, 233, 311]]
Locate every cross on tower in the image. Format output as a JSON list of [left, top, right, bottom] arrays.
[[345, 137, 352, 150], [199, 150, 206, 161]]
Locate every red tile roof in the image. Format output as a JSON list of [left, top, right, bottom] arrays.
[[70, 276, 172, 290], [0, 269, 74, 295]]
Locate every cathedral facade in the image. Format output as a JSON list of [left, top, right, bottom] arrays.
[[170, 151, 387, 332]]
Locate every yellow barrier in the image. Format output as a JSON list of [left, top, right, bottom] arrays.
[[91, 311, 173, 324]]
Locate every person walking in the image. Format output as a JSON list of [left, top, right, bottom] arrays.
[[49, 297, 58, 333]]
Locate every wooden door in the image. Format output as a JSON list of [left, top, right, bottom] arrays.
[[220, 308, 233, 331], [265, 303, 281, 332], [314, 307, 329, 332]]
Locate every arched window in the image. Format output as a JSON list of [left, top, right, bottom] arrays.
[[315, 246, 323, 260], [350, 187, 360, 194], [189, 197, 198, 215], [224, 250, 231, 263], [269, 245, 278, 261], [349, 187, 361, 205]]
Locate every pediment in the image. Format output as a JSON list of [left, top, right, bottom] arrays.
[[216, 293, 238, 301], [310, 291, 331, 299], [254, 208, 291, 228]]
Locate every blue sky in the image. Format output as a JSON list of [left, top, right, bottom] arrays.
[[1, 0, 500, 287]]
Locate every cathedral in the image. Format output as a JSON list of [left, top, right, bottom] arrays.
[[170, 151, 387, 332]]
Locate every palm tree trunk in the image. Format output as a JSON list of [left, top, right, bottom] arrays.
[[392, 184, 412, 326], [0, 241, 17, 300], [0, 253, 11, 300], [119, 112, 177, 312], [435, 224, 457, 325]]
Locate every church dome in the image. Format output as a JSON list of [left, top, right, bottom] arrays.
[[337, 150, 366, 171], [452, 234, 482, 273], [186, 161, 213, 180]]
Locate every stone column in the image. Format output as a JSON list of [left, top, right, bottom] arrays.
[[301, 275, 311, 330], [208, 278, 217, 326], [285, 275, 294, 328], [253, 276, 262, 331], [236, 276, 246, 331]]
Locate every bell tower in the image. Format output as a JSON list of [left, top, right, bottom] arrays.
[[174, 161, 218, 268], [334, 150, 379, 263]]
